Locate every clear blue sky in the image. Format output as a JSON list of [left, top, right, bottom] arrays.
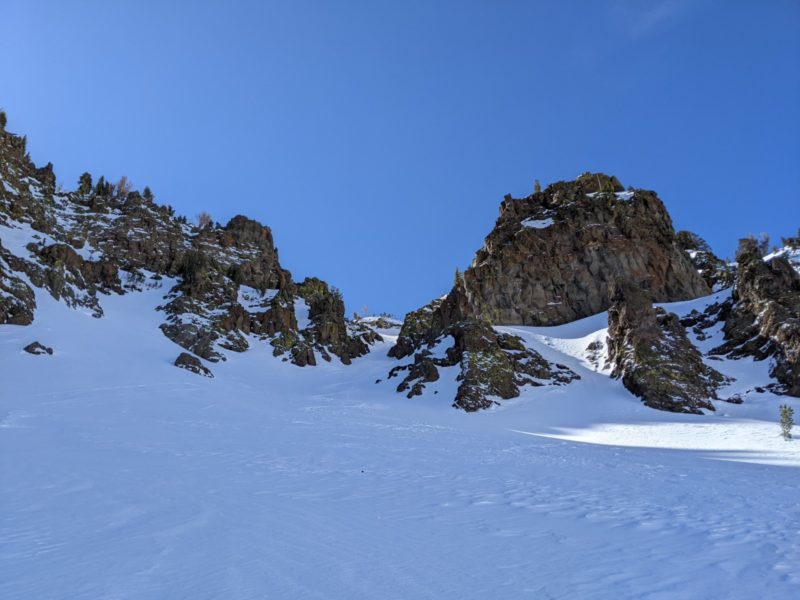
[[2, 1, 799, 316]]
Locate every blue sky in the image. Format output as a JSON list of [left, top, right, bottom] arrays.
[[2, 1, 799, 316]]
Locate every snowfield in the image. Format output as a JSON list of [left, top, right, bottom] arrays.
[[2, 285, 799, 599]]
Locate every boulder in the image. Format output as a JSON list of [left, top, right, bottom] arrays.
[[23, 341, 53, 355], [174, 352, 214, 378]]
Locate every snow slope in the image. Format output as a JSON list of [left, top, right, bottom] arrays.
[[2, 286, 799, 599]]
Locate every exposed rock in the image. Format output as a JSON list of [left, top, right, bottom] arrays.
[[675, 230, 735, 290], [464, 173, 710, 325], [0, 244, 35, 325], [359, 315, 402, 330], [388, 284, 578, 411], [294, 277, 378, 366], [607, 279, 728, 414], [174, 352, 214, 378], [0, 119, 384, 367], [388, 172, 709, 410], [23, 341, 53, 355], [711, 239, 800, 396]]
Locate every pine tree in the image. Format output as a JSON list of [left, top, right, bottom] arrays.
[[780, 404, 794, 440], [534, 179, 541, 194], [95, 176, 107, 196], [78, 172, 93, 195], [0, 110, 7, 130]]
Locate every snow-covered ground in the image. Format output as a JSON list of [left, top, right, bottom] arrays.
[[2, 286, 799, 599]]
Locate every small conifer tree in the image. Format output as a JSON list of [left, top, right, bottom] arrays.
[[78, 172, 93, 195], [780, 404, 794, 440], [534, 179, 541, 194], [0, 110, 7, 130], [95, 176, 107, 196]]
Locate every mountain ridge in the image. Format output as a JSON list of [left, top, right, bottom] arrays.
[[1, 112, 798, 413]]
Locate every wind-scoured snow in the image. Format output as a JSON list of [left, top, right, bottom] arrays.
[[1, 287, 799, 599]]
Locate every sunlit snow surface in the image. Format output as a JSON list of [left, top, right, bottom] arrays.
[[2, 286, 799, 599]]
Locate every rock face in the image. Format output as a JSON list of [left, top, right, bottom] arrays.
[[675, 230, 735, 291], [607, 280, 727, 414], [174, 352, 214, 377], [710, 239, 800, 396], [388, 282, 578, 411], [464, 173, 710, 326], [23, 341, 53, 355], [0, 115, 380, 368]]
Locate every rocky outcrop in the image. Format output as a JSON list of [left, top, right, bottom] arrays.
[[675, 230, 734, 291], [464, 173, 709, 325], [293, 278, 381, 365], [607, 280, 728, 414], [23, 341, 53, 355], [388, 173, 711, 411], [0, 116, 382, 368], [174, 352, 214, 377], [0, 244, 35, 325], [388, 284, 578, 411], [711, 239, 800, 396]]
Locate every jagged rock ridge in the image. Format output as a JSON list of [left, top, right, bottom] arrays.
[[3, 112, 798, 415], [712, 239, 800, 395], [0, 118, 378, 369], [387, 284, 578, 411]]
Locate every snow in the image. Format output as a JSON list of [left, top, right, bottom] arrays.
[[586, 191, 635, 201], [294, 297, 311, 329], [0, 221, 51, 256], [237, 286, 278, 312], [2, 285, 800, 598], [765, 246, 800, 274], [521, 217, 554, 229], [615, 191, 634, 201]]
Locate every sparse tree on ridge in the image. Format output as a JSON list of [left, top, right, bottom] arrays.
[[197, 211, 212, 229], [115, 176, 132, 199], [78, 172, 93, 195]]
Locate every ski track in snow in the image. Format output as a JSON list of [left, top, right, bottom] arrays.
[[1, 287, 799, 599]]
